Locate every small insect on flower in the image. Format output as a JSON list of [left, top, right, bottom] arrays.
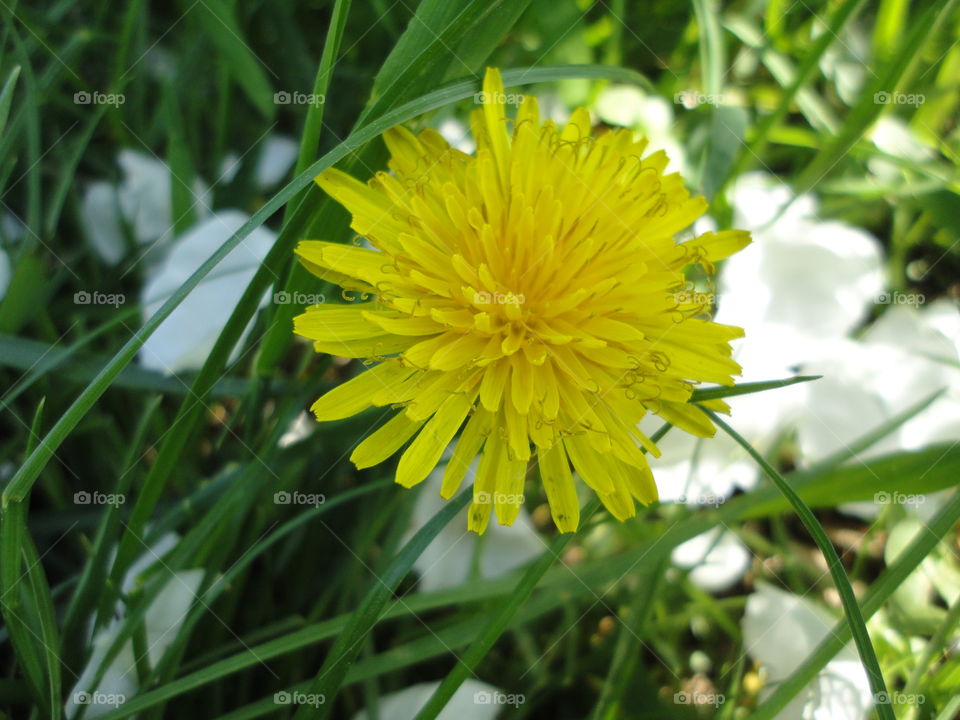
[[293, 68, 750, 534]]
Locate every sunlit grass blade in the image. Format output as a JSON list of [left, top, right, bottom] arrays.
[[0, 64, 21, 138], [722, 0, 865, 188], [690, 374, 820, 402], [793, 0, 957, 196]]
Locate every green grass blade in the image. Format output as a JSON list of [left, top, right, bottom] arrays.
[[690, 375, 820, 402], [750, 490, 960, 720], [293, 490, 472, 719], [723, 0, 866, 187], [0, 64, 21, 138], [741, 442, 960, 517], [185, 0, 276, 119], [707, 411, 893, 720], [412, 498, 602, 720], [793, 0, 956, 195], [692, 0, 723, 98]]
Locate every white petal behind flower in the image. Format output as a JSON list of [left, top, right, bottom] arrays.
[[404, 462, 542, 592], [742, 583, 873, 720], [81, 181, 128, 265], [718, 191, 884, 339], [139, 210, 274, 374], [642, 419, 758, 506], [66, 534, 203, 719], [218, 152, 243, 184], [672, 528, 750, 593], [594, 84, 687, 174], [728, 172, 817, 233], [437, 118, 476, 155], [352, 680, 505, 720], [797, 304, 960, 469], [868, 116, 934, 179], [650, 172, 885, 504], [278, 411, 315, 448], [816, 19, 869, 106], [82, 150, 212, 264], [254, 135, 299, 189], [117, 150, 211, 245]]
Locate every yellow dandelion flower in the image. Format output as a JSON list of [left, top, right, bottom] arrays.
[[293, 68, 750, 534]]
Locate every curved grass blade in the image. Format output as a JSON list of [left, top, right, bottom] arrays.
[[707, 411, 893, 720], [750, 490, 960, 720]]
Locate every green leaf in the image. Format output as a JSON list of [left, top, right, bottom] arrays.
[[743, 442, 960, 517], [722, 0, 866, 188], [793, 0, 957, 196], [692, 0, 724, 98], [700, 104, 748, 199]]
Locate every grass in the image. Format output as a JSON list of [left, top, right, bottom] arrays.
[[1, 0, 959, 718]]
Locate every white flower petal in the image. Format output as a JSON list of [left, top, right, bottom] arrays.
[[351, 680, 507, 720], [672, 528, 750, 592], [139, 210, 274, 374], [405, 463, 543, 592], [255, 135, 298, 189], [67, 535, 204, 719], [81, 182, 127, 265], [742, 583, 873, 720], [728, 172, 817, 232], [437, 118, 476, 155]]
